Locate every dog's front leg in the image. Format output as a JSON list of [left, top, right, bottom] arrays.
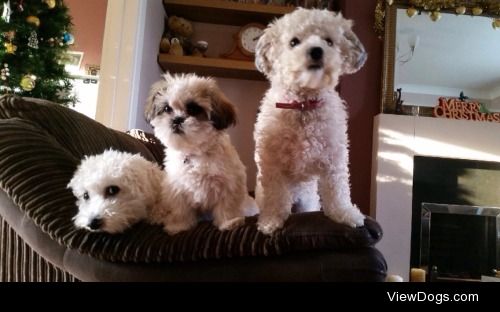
[[212, 195, 246, 231], [318, 160, 365, 228], [256, 172, 293, 234]]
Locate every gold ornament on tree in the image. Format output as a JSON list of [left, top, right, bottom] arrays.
[[429, 11, 442, 22], [472, 7, 483, 16], [407, 7, 418, 18], [44, 0, 56, 9], [455, 6, 466, 15], [26, 15, 40, 27], [493, 19, 500, 29], [4, 41, 16, 54], [20, 75, 36, 91]]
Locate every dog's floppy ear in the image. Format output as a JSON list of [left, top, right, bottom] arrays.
[[209, 88, 237, 130], [340, 26, 367, 75], [255, 28, 273, 76], [144, 76, 169, 123]]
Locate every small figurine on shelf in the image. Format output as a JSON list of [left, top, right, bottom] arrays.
[[168, 38, 184, 56], [159, 36, 171, 53], [159, 15, 209, 57], [459, 91, 469, 101], [394, 88, 404, 114], [191, 41, 208, 57]]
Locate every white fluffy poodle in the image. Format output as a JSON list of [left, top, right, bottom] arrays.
[[145, 73, 257, 235], [253, 8, 367, 234], [68, 149, 167, 234]]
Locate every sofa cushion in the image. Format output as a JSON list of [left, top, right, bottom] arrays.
[[0, 95, 382, 264], [0, 95, 163, 163]]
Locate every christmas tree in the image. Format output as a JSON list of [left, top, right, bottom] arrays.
[[0, 0, 76, 105]]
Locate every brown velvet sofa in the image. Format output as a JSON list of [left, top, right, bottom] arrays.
[[0, 95, 386, 282]]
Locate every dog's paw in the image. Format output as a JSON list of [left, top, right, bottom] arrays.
[[218, 217, 245, 231], [257, 216, 286, 235], [325, 205, 365, 228]]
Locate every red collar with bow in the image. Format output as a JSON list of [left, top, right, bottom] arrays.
[[275, 99, 323, 111]]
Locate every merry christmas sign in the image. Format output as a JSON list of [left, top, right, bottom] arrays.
[[433, 97, 500, 123]]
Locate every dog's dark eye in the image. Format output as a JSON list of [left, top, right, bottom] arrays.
[[325, 38, 333, 46], [104, 185, 120, 197], [83, 192, 89, 201], [164, 103, 173, 114], [186, 101, 204, 116], [290, 37, 300, 48]]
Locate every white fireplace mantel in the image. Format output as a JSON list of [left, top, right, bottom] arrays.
[[370, 114, 500, 281]]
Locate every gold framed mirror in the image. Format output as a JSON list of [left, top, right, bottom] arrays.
[[376, 0, 500, 115]]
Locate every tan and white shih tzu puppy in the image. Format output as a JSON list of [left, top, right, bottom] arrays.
[[145, 73, 257, 235], [68, 149, 168, 234], [253, 8, 367, 234]]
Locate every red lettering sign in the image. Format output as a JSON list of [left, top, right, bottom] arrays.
[[433, 98, 500, 123]]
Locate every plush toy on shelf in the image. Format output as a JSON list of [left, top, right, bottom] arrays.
[[159, 15, 208, 57]]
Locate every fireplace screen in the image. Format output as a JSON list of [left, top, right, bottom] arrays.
[[420, 202, 500, 282]]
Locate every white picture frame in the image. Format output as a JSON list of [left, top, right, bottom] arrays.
[[61, 51, 84, 74]]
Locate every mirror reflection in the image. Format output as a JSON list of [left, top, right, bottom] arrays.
[[395, 9, 500, 112]]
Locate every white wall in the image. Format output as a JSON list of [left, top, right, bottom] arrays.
[[489, 94, 500, 112], [96, 0, 164, 132], [133, 0, 166, 131]]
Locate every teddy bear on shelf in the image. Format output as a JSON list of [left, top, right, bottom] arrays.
[[159, 15, 208, 57]]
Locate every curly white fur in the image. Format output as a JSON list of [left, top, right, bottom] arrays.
[[68, 149, 167, 234], [254, 8, 367, 234], [145, 73, 257, 235]]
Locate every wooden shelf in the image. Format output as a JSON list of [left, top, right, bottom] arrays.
[[158, 54, 265, 81], [163, 0, 294, 26], [159, 0, 291, 80]]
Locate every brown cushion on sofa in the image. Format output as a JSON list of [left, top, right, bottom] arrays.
[[0, 94, 382, 264], [0, 95, 160, 163]]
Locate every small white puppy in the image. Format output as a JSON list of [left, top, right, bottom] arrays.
[[254, 8, 367, 234], [145, 73, 255, 235], [68, 149, 167, 233]]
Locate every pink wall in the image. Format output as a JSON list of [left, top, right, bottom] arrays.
[[190, 23, 267, 190], [339, 0, 383, 214], [65, 0, 108, 72]]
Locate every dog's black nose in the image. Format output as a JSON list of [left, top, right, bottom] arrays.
[[88, 217, 103, 230], [172, 116, 185, 125], [309, 47, 323, 61]]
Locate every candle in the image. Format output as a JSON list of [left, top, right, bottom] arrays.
[[410, 268, 426, 282]]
